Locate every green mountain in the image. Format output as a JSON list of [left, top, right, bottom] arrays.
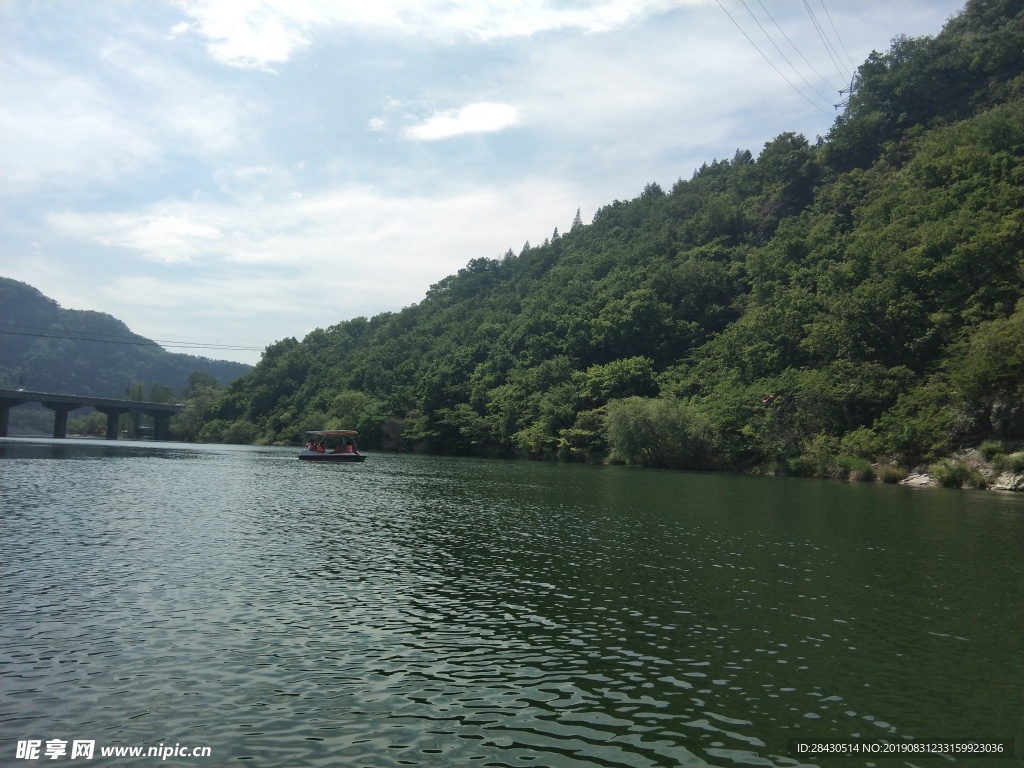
[[0, 277, 251, 399], [198, 0, 1023, 473]]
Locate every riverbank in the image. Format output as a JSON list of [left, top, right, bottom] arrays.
[[10, 427, 1024, 493], [744, 443, 1024, 492], [900, 447, 1024, 491]]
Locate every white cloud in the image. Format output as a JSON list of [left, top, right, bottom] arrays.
[[405, 102, 521, 141], [50, 179, 577, 268], [49, 208, 225, 265], [97, 41, 248, 154], [33, 176, 588, 363], [0, 54, 158, 188], [43, 176, 584, 337], [174, 0, 308, 69], [174, 0, 706, 69], [1, 37, 249, 193]]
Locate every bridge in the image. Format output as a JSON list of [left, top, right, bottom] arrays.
[[0, 388, 184, 440]]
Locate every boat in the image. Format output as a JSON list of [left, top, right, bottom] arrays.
[[297, 430, 367, 462]]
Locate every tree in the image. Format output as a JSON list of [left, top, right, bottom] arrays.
[[605, 397, 720, 469], [183, 371, 220, 399]]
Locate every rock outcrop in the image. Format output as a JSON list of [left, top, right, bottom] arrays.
[[990, 472, 1024, 492]]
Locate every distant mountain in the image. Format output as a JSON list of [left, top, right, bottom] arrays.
[[0, 277, 251, 398]]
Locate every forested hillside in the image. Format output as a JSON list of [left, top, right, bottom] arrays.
[[195, 0, 1024, 475], [0, 278, 250, 398]]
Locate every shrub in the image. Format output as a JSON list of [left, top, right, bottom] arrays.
[[929, 458, 987, 489], [197, 418, 226, 443], [606, 396, 720, 469], [801, 433, 840, 476], [1010, 453, 1024, 473], [833, 455, 875, 481], [930, 459, 966, 487], [786, 455, 817, 477], [978, 440, 1004, 460], [970, 472, 989, 489], [877, 463, 908, 483], [838, 426, 879, 459], [221, 419, 258, 445], [870, 382, 954, 465]]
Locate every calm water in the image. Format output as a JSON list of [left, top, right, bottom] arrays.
[[1, 439, 1021, 767]]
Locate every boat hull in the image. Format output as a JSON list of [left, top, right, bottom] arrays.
[[297, 450, 366, 462]]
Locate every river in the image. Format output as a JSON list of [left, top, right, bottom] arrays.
[[1, 439, 1021, 767]]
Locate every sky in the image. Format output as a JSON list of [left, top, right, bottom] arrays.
[[1, 0, 966, 366]]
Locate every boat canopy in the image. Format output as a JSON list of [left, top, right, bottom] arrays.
[[303, 430, 358, 437]]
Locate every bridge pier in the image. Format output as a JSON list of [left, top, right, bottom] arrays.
[[42, 402, 82, 439], [146, 411, 174, 441], [0, 396, 29, 437], [97, 407, 130, 440]]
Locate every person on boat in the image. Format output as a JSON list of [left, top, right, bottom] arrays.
[[314, 441, 326, 453]]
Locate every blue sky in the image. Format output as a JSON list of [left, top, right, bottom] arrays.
[[2, 0, 965, 365]]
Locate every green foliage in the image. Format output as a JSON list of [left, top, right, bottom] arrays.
[[182, 371, 220, 399], [877, 462, 909, 484], [1010, 453, 1024, 474], [993, 452, 1024, 474], [867, 382, 959, 465], [557, 407, 608, 461], [835, 456, 876, 482], [324, 390, 391, 449], [67, 412, 107, 437], [605, 397, 720, 470], [577, 357, 657, 407], [183, 1, 1024, 469], [946, 299, 1024, 436], [197, 419, 226, 443], [149, 383, 176, 404], [171, 392, 218, 442], [978, 440, 1004, 460], [221, 420, 258, 445], [785, 440, 875, 481], [929, 458, 987, 489], [170, 373, 223, 442]]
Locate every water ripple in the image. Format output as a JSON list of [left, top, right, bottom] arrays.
[[2, 442, 1021, 766]]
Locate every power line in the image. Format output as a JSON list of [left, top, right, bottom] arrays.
[[754, 0, 841, 92], [818, 0, 858, 72], [801, 0, 851, 84], [0, 323, 264, 352], [714, 0, 833, 115], [739, 0, 836, 104]]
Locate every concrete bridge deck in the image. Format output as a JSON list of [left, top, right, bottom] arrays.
[[0, 388, 184, 440]]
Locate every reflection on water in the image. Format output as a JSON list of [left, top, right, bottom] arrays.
[[1, 439, 1021, 767], [0, 437, 206, 461]]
